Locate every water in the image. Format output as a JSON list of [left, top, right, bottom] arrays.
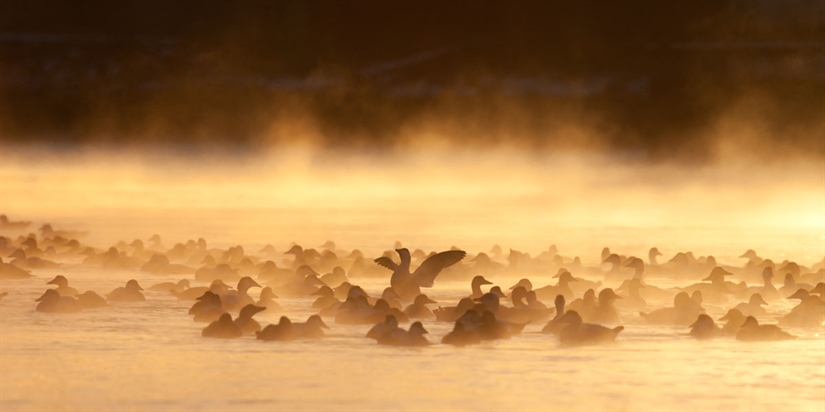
[[1, 150, 823, 410], [1, 231, 824, 411]]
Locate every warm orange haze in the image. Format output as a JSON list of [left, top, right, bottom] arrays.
[[2, 0, 825, 411], [1, 145, 824, 411]]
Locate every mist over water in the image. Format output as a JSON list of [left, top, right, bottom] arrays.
[[1, 143, 822, 262], [2, 1, 825, 410]]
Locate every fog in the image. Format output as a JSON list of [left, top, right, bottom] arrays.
[[2, 132, 822, 264]]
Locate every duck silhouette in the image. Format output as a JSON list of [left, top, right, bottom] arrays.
[[557, 310, 623, 347], [377, 321, 430, 347], [202, 313, 243, 339], [292, 315, 330, 339], [234, 304, 266, 335], [375, 247, 466, 302], [35, 289, 81, 313], [257, 316, 295, 341], [688, 314, 723, 340], [736, 316, 796, 341], [106, 279, 145, 302], [46, 275, 79, 297], [441, 320, 482, 347]]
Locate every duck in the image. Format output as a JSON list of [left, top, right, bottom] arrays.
[[433, 297, 477, 322], [148, 279, 190, 294], [404, 294, 438, 320], [292, 315, 330, 339], [257, 316, 295, 341], [640, 292, 705, 326], [719, 309, 747, 336], [441, 320, 482, 347], [688, 314, 723, 340], [567, 289, 597, 320], [256, 287, 282, 313], [220, 276, 262, 312], [75, 291, 107, 309], [739, 267, 781, 302], [533, 270, 579, 301], [0, 257, 33, 279], [615, 278, 647, 310], [468, 275, 494, 299], [46, 275, 79, 297], [234, 304, 266, 335], [779, 273, 813, 298], [195, 263, 240, 283], [377, 321, 430, 347], [106, 279, 145, 302], [140, 254, 194, 275], [736, 316, 796, 341], [374, 247, 466, 302], [733, 293, 769, 318], [190, 292, 227, 323], [557, 310, 624, 347], [172, 280, 231, 301], [541, 295, 568, 334], [202, 313, 243, 339], [380, 287, 404, 310], [588, 288, 622, 324], [35, 289, 81, 313], [778, 289, 825, 329], [367, 315, 400, 342], [681, 267, 738, 305], [0, 214, 30, 230], [311, 286, 340, 309]]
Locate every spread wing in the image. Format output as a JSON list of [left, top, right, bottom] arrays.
[[413, 250, 466, 288], [374, 257, 398, 271]]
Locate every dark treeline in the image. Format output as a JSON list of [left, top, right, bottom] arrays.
[[1, 0, 823, 159]]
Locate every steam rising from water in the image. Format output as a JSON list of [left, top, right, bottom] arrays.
[[1, 142, 822, 263]]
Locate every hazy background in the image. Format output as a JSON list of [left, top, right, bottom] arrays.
[[0, 0, 823, 261], [1, 0, 823, 160]]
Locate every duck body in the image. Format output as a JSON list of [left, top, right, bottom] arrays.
[[736, 316, 796, 341], [202, 313, 243, 339], [557, 310, 623, 347]]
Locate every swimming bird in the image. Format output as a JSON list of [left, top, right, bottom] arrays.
[[35, 289, 81, 313], [733, 293, 769, 318], [0, 257, 33, 279], [404, 294, 438, 320], [468, 275, 494, 299], [557, 310, 624, 347], [588, 288, 622, 324], [140, 254, 194, 275], [688, 314, 723, 340], [220, 276, 262, 312], [374, 247, 466, 302], [106, 279, 145, 302], [234, 304, 266, 335], [46, 275, 79, 297], [640, 292, 705, 326], [735, 316, 796, 341], [367, 314, 400, 341], [148, 279, 190, 294], [257, 316, 295, 341], [719, 309, 747, 336], [441, 321, 482, 347], [75, 291, 107, 309], [541, 295, 568, 334], [256, 287, 282, 313], [190, 292, 226, 323], [778, 289, 825, 329], [292, 315, 330, 339], [377, 321, 430, 347], [433, 297, 477, 322], [202, 313, 243, 339]]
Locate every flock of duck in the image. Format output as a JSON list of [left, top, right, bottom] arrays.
[[1, 214, 823, 348]]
